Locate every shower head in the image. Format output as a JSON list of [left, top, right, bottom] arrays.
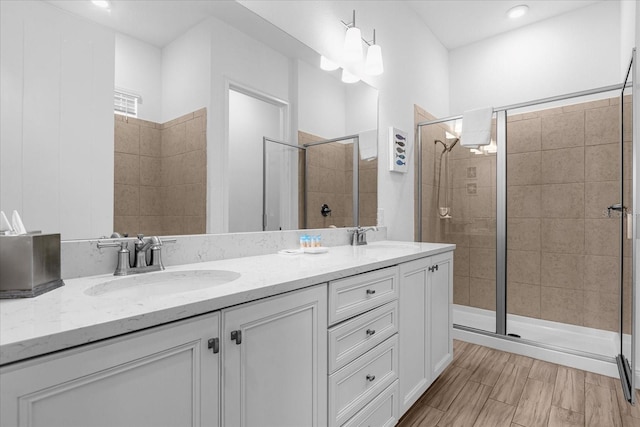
[[434, 139, 459, 154]]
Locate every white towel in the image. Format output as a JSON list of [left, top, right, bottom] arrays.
[[461, 107, 493, 149], [359, 129, 378, 161]]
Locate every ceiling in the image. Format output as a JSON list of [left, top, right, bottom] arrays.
[[47, 0, 604, 50], [405, 0, 602, 50]]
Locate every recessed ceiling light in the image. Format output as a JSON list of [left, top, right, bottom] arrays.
[[91, 0, 111, 9], [507, 4, 529, 19]]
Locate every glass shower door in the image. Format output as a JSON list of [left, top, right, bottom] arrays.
[[416, 115, 497, 333], [617, 50, 635, 403]]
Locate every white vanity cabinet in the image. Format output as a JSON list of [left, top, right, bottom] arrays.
[[398, 251, 453, 414], [221, 284, 328, 427], [0, 312, 221, 427]]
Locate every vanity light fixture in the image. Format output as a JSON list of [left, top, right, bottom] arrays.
[[320, 55, 340, 71], [342, 10, 363, 61], [507, 4, 529, 19], [364, 30, 384, 76], [341, 69, 361, 84], [91, 0, 111, 9]]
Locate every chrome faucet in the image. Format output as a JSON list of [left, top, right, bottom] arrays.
[[348, 226, 378, 246], [97, 235, 176, 276]]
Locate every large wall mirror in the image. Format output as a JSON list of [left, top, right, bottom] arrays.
[[0, 0, 378, 240]]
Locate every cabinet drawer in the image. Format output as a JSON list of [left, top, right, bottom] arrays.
[[342, 380, 399, 427], [329, 335, 398, 427], [329, 266, 399, 325], [328, 301, 398, 373]]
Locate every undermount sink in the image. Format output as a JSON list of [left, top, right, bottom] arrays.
[[85, 270, 241, 298]]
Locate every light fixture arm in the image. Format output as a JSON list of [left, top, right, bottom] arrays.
[[341, 10, 356, 29]]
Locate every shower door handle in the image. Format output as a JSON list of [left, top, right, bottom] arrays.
[[607, 203, 625, 217]]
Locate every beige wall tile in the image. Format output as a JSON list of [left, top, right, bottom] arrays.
[[138, 215, 163, 236], [508, 218, 541, 251], [541, 111, 584, 150], [467, 156, 494, 187], [161, 154, 185, 186], [359, 192, 377, 218], [563, 98, 610, 112], [451, 158, 471, 188], [507, 185, 541, 218], [140, 156, 161, 187], [114, 184, 139, 216], [540, 219, 584, 254], [507, 152, 541, 186], [585, 181, 618, 219], [114, 215, 139, 237], [162, 122, 186, 157], [540, 252, 584, 289], [359, 168, 377, 193], [184, 216, 206, 235], [507, 117, 541, 154], [114, 152, 140, 185], [583, 255, 619, 293], [584, 218, 618, 256], [164, 185, 185, 217], [469, 187, 493, 218], [185, 116, 204, 148], [183, 183, 206, 217], [139, 186, 162, 216], [454, 246, 470, 277], [454, 275, 470, 306], [585, 144, 619, 182], [507, 282, 541, 318], [540, 147, 584, 184], [183, 150, 206, 184], [115, 120, 140, 154], [140, 126, 161, 157], [585, 105, 619, 145], [584, 291, 618, 332], [540, 183, 584, 219], [469, 233, 496, 249], [469, 247, 496, 280], [162, 215, 185, 236], [540, 287, 583, 326], [469, 277, 496, 310], [507, 250, 541, 285]]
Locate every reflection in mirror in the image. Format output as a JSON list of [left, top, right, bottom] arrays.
[[0, 0, 378, 240]]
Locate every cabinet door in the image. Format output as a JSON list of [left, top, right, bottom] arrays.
[[398, 256, 431, 414], [222, 285, 327, 427], [0, 312, 220, 427], [430, 251, 453, 379]]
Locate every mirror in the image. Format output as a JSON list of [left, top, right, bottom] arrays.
[[0, 0, 378, 240]]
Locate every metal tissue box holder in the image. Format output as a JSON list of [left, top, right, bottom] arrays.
[[0, 232, 64, 298]]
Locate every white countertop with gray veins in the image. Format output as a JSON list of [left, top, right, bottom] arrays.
[[0, 241, 454, 365]]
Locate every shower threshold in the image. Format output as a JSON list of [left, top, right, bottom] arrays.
[[453, 304, 623, 359]]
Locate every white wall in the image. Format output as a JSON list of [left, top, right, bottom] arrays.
[[161, 21, 212, 123], [0, 1, 114, 240], [114, 34, 162, 123], [239, 0, 450, 241], [449, 1, 622, 114], [298, 60, 346, 138], [634, 0, 640, 385]]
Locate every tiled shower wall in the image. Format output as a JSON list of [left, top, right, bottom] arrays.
[[114, 109, 207, 236], [298, 131, 377, 229], [417, 96, 631, 333]]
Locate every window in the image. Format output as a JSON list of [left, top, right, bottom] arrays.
[[114, 89, 141, 118]]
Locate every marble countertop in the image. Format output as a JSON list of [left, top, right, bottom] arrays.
[[0, 241, 454, 366]]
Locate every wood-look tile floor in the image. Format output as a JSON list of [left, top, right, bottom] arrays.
[[397, 340, 640, 427]]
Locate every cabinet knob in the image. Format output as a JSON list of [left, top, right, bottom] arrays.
[[366, 329, 376, 337], [231, 330, 242, 345], [366, 374, 376, 382], [208, 337, 220, 354], [366, 289, 376, 295]]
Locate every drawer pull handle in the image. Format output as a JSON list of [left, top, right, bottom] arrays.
[[208, 338, 220, 354], [366, 329, 376, 336], [366, 374, 376, 382], [366, 289, 376, 295]]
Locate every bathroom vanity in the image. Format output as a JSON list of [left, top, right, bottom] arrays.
[[0, 241, 454, 426]]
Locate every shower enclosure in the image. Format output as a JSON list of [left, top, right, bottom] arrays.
[[415, 51, 636, 402]]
